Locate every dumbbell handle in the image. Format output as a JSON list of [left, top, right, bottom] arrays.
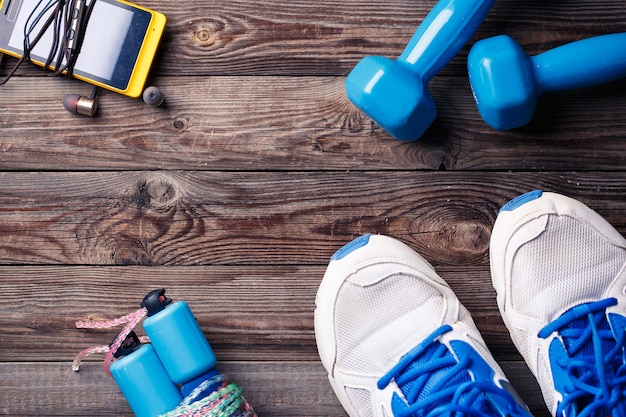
[[532, 33, 626, 93], [398, 0, 495, 81]]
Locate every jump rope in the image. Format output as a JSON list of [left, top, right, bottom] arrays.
[[73, 303, 257, 417]]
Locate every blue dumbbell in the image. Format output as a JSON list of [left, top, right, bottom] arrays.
[[468, 32, 626, 130], [345, 0, 496, 141]]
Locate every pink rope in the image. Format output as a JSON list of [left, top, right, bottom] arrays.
[[72, 344, 109, 371], [74, 307, 148, 375], [75, 307, 147, 330]]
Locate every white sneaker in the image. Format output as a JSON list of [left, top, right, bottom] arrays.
[[491, 190, 626, 416], [315, 234, 531, 417]]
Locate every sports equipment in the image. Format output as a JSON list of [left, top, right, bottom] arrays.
[[345, 0, 495, 141], [468, 33, 626, 130]]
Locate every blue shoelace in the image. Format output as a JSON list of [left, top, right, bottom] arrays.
[[378, 325, 528, 417], [538, 297, 626, 417]]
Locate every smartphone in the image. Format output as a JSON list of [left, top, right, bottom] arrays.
[[0, 0, 166, 97]]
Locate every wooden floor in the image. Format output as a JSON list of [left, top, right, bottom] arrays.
[[1, 0, 626, 415]]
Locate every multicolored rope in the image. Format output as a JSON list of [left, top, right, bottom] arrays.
[[73, 307, 148, 375], [159, 374, 257, 417]]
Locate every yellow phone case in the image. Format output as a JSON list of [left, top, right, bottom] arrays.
[[104, 1, 166, 98], [0, 0, 166, 98]]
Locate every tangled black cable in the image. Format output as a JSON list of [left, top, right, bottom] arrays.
[[0, 0, 95, 85]]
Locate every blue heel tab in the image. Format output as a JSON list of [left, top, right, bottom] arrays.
[[331, 235, 371, 261], [499, 190, 543, 214]]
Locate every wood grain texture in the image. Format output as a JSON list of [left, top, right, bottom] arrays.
[[0, 264, 523, 363], [0, 362, 344, 416], [113, 0, 626, 77], [1, 0, 625, 415], [0, 77, 625, 171], [0, 361, 550, 416], [6, 0, 624, 78], [2, 171, 626, 266]]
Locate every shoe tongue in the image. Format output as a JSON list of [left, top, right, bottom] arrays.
[[606, 312, 626, 368], [395, 340, 499, 417], [561, 311, 617, 358], [608, 312, 626, 341]]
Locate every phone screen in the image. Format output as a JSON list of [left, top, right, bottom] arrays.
[[2, 0, 158, 92]]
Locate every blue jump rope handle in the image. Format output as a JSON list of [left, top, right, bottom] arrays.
[[143, 301, 217, 385], [397, 0, 496, 80], [110, 344, 183, 417], [531, 32, 626, 94]]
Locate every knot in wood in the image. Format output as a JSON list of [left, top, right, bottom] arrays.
[[173, 116, 190, 132], [410, 205, 491, 265], [196, 29, 213, 43], [143, 176, 180, 212], [113, 243, 153, 266]]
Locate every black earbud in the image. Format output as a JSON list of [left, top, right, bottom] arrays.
[[63, 86, 99, 116], [142, 86, 164, 107]]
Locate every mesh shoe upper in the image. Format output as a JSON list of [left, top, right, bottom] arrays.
[[315, 234, 531, 417], [490, 190, 626, 416]]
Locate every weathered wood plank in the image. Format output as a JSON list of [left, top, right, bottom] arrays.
[[0, 265, 521, 362], [0, 362, 345, 416], [3, 0, 623, 78], [1, 171, 626, 266], [0, 266, 322, 362], [0, 361, 550, 416], [0, 76, 624, 171], [88, 0, 626, 77]]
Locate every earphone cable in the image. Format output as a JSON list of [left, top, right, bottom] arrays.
[[0, 0, 95, 85]]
